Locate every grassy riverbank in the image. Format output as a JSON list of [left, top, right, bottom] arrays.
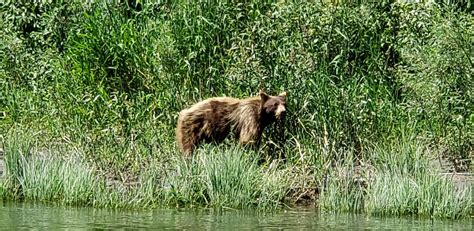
[[0, 1, 472, 218]]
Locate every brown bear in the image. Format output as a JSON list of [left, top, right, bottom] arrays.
[[176, 91, 287, 155]]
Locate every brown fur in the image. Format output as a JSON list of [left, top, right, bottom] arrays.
[[176, 91, 287, 155]]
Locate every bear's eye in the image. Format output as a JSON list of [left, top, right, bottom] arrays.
[[273, 102, 278, 107]]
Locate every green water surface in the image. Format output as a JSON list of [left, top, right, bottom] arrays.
[[0, 202, 471, 230]]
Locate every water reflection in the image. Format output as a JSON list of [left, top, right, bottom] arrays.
[[0, 202, 471, 230]]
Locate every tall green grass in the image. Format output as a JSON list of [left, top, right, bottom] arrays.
[[0, 0, 472, 218], [366, 172, 471, 219], [319, 138, 472, 219], [158, 145, 291, 209], [1, 128, 102, 205], [1, 131, 291, 209]]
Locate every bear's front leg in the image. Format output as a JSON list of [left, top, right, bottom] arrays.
[[239, 129, 262, 150]]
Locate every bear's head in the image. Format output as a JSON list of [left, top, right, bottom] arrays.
[[260, 91, 287, 121]]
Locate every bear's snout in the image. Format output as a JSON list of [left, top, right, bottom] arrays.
[[275, 105, 286, 120]]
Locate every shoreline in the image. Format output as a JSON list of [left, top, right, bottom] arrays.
[[0, 144, 471, 218]]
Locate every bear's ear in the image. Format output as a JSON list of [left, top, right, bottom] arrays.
[[279, 91, 287, 99], [259, 90, 269, 102]]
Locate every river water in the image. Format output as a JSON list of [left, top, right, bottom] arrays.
[[0, 202, 471, 230]]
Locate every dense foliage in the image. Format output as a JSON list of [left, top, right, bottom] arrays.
[[0, 0, 472, 218]]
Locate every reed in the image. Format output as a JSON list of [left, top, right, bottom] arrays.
[[366, 171, 472, 219], [319, 138, 472, 218]]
